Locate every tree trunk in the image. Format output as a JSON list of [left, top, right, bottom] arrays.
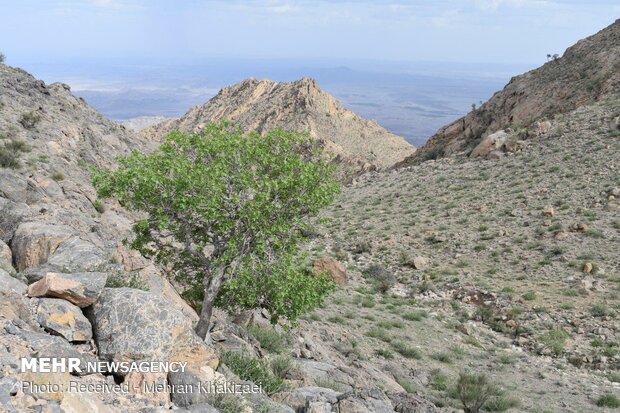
[[194, 272, 224, 340]]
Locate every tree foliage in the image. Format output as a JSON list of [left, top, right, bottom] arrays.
[[93, 122, 339, 338]]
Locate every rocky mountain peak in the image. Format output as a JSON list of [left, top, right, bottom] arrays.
[[399, 18, 620, 165], [142, 77, 415, 179]]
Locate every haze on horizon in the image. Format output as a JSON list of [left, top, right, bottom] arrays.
[[1, 0, 617, 145]]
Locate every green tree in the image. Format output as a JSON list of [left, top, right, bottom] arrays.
[[93, 123, 339, 339]]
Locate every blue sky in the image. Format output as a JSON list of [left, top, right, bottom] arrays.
[[1, 0, 617, 65]]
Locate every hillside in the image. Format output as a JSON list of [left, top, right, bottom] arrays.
[[399, 18, 620, 164], [142, 77, 415, 178]]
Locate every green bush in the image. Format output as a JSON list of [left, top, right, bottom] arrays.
[[0, 147, 20, 168], [247, 324, 291, 354], [220, 352, 284, 395], [596, 394, 620, 408], [51, 172, 65, 181], [540, 327, 569, 356], [456, 372, 496, 413], [391, 341, 422, 359], [19, 112, 41, 129], [363, 263, 396, 293]]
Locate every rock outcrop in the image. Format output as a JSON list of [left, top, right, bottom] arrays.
[[399, 18, 620, 164], [142, 77, 415, 179]]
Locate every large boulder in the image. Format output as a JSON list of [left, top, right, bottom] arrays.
[[0, 269, 27, 295], [27, 272, 107, 307], [87, 288, 215, 369], [312, 258, 347, 285], [0, 239, 14, 275], [167, 364, 226, 408], [470, 130, 509, 159], [35, 298, 92, 342], [11, 222, 73, 271], [47, 237, 107, 273]]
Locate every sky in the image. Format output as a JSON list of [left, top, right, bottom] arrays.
[[0, 0, 618, 66]]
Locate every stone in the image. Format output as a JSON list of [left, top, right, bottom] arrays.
[[19, 370, 70, 401], [87, 288, 207, 368], [470, 130, 508, 158], [272, 386, 340, 412], [554, 231, 569, 240], [0, 239, 13, 272], [124, 371, 170, 407], [583, 263, 593, 273], [35, 298, 92, 342], [0, 289, 39, 329], [334, 388, 394, 413], [167, 364, 226, 408], [8, 329, 99, 375], [60, 391, 113, 413], [11, 223, 73, 272], [28, 272, 107, 307], [312, 257, 347, 285], [0, 268, 27, 294], [542, 206, 555, 217], [534, 120, 552, 135], [412, 256, 430, 270], [47, 237, 107, 273]]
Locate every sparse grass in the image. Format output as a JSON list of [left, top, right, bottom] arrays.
[[51, 172, 65, 181], [596, 394, 620, 408], [402, 310, 427, 321], [391, 341, 422, 359], [220, 352, 284, 395], [247, 324, 291, 354], [105, 272, 149, 291], [540, 327, 569, 356]]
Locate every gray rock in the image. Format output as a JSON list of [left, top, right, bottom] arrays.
[[87, 288, 196, 365], [11, 222, 73, 271], [47, 237, 107, 273], [0, 268, 27, 294], [6, 329, 98, 375], [272, 386, 340, 412], [335, 388, 394, 413], [28, 271, 107, 307], [35, 297, 92, 342]]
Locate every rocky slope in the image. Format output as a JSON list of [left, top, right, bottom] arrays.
[[0, 64, 436, 412], [310, 96, 620, 412], [399, 18, 620, 164], [120, 115, 170, 132], [142, 77, 415, 178]]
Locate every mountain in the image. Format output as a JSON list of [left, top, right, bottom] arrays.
[[142, 77, 415, 177], [399, 18, 620, 164], [120, 115, 170, 131]]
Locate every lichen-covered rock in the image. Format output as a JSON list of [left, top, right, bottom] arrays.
[[47, 237, 107, 273], [11, 222, 73, 272], [87, 288, 209, 368], [272, 386, 340, 412], [0, 269, 27, 295], [27, 272, 107, 307], [35, 298, 92, 342]]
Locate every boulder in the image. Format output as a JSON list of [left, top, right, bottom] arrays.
[[168, 364, 226, 408], [35, 298, 93, 342], [0, 239, 13, 274], [312, 258, 347, 285], [87, 288, 212, 369], [470, 130, 508, 159], [0, 268, 27, 295], [47, 237, 107, 273], [19, 370, 70, 401], [124, 371, 170, 407], [272, 386, 340, 412], [0, 290, 39, 329], [8, 329, 99, 375], [60, 391, 114, 413], [11, 222, 73, 271], [412, 256, 430, 270], [335, 388, 394, 413], [542, 206, 555, 217], [28, 272, 107, 307]]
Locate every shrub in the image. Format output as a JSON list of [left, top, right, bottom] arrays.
[[0, 147, 20, 169], [247, 324, 291, 354], [19, 112, 41, 129], [596, 394, 620, 408], [392, 341, 422, 359], [590, 303, 609, 317], [220, 352, 284, 395], [402, 310, 427, 321], [522, 291, 536, 301], [363, 263, 396, 293], [541, 327, 569, 355], [51, 172, 65, 181], [93, 200, 106, 213], [269, 355, 294, 380], [456, 372, 496, 413]]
